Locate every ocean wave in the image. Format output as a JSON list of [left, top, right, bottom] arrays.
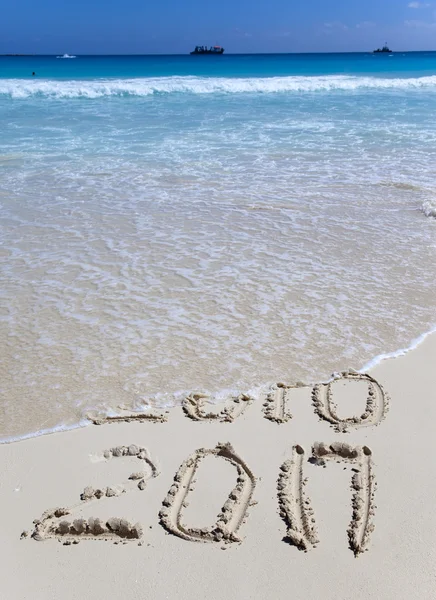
[[2, 74, 436, 98]]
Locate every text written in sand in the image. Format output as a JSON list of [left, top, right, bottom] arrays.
[[28, 440, 376, 556], [26, 372, 387, 556], [87, 371, 390, 431]]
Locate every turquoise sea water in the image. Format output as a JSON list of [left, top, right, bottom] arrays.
[[4, 52, 436, 79], [1, 53, 436, 441]]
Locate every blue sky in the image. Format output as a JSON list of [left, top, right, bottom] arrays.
[[1, 0, 436, 54]]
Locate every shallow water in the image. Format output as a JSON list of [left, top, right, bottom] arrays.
[[1, 53, 435, 440]]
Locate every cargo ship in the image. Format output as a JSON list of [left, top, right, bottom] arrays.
[[190, 46, 224, 55], [373, 44, 392, 54]]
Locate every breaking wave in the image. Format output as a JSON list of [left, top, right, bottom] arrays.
[[2, 74, 436, 98], [421, 199, 436, 217]]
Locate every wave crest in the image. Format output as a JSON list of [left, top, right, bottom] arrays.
[[422, 200, 436, 218], [2, 74, 436, 99]]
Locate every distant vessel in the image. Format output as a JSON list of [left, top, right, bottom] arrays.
[[373, 44, 392, 54], [57, 54, 76, 59], [190, 46, 224, 55]]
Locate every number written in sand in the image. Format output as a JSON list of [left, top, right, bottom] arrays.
[[159, 443, 256, 544], [278, 442, 376, 556], [312, 372, 389, 432], [30, 445, 159, 545], [28, 442, 377, 554], [87, 371, 390, 430]]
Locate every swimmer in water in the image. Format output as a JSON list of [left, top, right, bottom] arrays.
[[32, 72, 35, 76]]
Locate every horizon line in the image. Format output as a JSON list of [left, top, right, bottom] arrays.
[[2, 49, 436, 57]]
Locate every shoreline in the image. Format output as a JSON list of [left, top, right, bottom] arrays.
[[2, 323, 435, 445]]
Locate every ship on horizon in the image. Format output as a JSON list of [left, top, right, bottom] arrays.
[[373, 43, 392, 54], [190, 45, 224, 55]]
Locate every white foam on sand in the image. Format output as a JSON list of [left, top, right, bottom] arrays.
[[0, 419, 90, 445], [359, 325, 436, 372]]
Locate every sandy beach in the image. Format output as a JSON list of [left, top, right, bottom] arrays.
[[1, 332, 435, 600]]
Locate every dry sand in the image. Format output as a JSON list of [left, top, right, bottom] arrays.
[[1, 333, 436, 599]]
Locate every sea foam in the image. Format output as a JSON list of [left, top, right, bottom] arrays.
[[421, 199, 436, 217], [2, 74, 436, 98]]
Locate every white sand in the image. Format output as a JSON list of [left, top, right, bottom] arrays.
[[1, 333, 436, 599]]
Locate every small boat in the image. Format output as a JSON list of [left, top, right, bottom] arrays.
[[373, 44, 392, 54], [190, 46, 224, 55]]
